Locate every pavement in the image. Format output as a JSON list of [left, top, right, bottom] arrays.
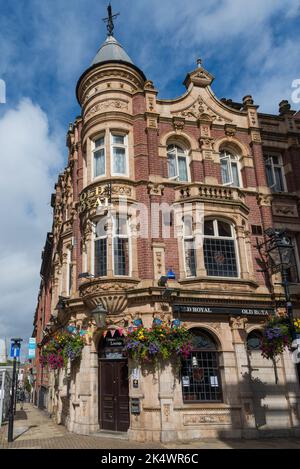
[[1, 403, 300, 449]]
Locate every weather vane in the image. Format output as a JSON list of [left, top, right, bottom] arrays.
[[102, 3, 120, 36]]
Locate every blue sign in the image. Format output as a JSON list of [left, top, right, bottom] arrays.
[[28, 338, 36, 359], [10, 343, 20, 359]]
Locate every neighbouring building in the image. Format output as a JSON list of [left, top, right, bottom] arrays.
[[32, 8, 300, 442]]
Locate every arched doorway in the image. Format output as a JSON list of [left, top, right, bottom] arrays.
[[98, 329, 129, 432]]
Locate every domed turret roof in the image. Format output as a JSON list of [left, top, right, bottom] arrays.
[[91, 35, 134, 66]]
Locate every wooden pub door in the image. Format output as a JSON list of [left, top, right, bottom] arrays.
[[99, 360, 130, 432]]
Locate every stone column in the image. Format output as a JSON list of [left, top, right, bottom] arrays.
[[235, 225, 250, 280], [158, 363, 177, 442], [229, 316, 258, 438]]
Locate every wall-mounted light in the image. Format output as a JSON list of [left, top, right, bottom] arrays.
[[91, 304, 108, 328]]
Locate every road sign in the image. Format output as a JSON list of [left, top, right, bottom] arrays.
[[10, 343, 20, 359], [28, 338, 36, 359]]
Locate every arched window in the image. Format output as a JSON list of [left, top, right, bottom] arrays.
[[204, 219, 238, 277], [183, 215, 197, 277], [181, 329, 222, 402], [220, 150, 241, 187], [167, 144, 189, 182], [247, 330, 263, 351]]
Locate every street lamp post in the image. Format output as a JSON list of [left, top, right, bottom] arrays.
[[263, 228, 297, 341], [8, 338, 22, 442]]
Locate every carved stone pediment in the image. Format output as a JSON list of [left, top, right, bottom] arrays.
[[172, 97, 230, 124], [183, 67, 215, 88]]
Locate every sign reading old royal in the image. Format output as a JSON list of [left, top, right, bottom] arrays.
[[173, 304, 273, 316], [79, 183, 132, 214]]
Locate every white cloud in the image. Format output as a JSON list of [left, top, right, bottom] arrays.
[[0, 98, 64, 342]]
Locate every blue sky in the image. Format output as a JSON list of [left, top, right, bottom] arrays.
[[0, 0, 300, 359]]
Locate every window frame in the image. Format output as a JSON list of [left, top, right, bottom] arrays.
[[182, 215, 197, 278], [112, 215, 131, 277], [264, 153, 286, 192], [167, 143, 190, 182], [93, 219, 108, 278], [110, 132, 129, 177], [181, 329, 223, 404], [220, 149, 242, 188], [92, 134, 106, 179], [203, 218, 240, 278]]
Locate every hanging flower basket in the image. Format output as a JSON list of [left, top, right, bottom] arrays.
[[125, 322, 193, 365], [260, 316, 293, 360], [40, 330, 85, 370]]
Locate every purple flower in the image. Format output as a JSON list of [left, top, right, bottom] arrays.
[[148, 343, 159, 355]]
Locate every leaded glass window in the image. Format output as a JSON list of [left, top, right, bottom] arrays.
[[204, 219, 238, 277], [181, 329, 222, 402]]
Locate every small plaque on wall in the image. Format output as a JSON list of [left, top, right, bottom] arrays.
[[130, 398, 140, 415]]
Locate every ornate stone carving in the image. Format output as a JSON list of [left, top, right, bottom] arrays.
[[229, 316, 248, 330], [272, 204, 298, 218], [251, 130, 262, 143], [173, 97, 230, 124], [148, 183, 164, 196], [256, 194, 272, 207], [172, 116, 185, 131], [183, 411, 231, 425], [85, 99, 129, 119], [224, 124, 237, 137], [80, 279, 139, 313]]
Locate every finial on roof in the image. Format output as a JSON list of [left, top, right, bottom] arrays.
[[197, 58, 202, 68], [102, 3, 120, 37]]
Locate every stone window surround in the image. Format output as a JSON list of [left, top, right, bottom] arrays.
[[83, 125, 132, 187], [176, 209, 253, 282]]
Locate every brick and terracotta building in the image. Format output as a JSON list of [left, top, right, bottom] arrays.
[[33, 10, 300, 442]]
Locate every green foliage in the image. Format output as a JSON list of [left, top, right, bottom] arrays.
[[41, 331, 85, 370], [125, 323, 193, 365]]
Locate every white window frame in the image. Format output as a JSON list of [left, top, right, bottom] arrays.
[[182, 215, 197, 278], [92, 135, 106, 179], [264, 153, 286, 192], [203, 218, 240, 278], [220, 150, 242, 188], [112, 215, 131, 277], [110, 132, 129, 177], [167, 144, 190, 182]]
